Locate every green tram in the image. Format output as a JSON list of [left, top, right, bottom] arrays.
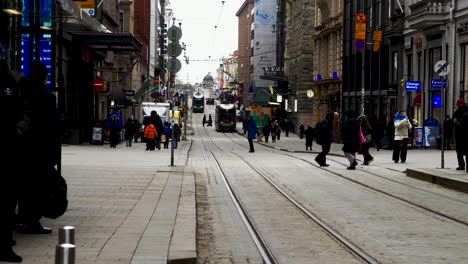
[[192, 92, 204, 113], [215, 104, 236, 132]]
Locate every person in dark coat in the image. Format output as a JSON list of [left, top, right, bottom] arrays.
[[124, 118, 135, 147], [461, 111, 468, 172], [149, 110, 163, 150], [0, 53, 23, 262], [172, 123, 181, 149], [299, 123, 305, 139], [16, 62, 60, 236], [246, 115, 258, 152], [304, 124, 314, 151], [271, 120, 278, 143], [453, 99, 468, 170], [342, 110, 361, 170], [262, 120, 272, 143], [202, 114, 206, 127], [133, 119, 141, 143], [359, 115, 374, 165], [208, 114, 213, 127], [315, 112, 335, 166]]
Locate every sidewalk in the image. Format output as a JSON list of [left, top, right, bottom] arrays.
[[237, 124, 468, 193], [11, 140, 196, 264]]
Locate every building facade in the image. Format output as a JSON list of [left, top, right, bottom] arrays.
[[236, 0, 254, 107], [404, 0, 468, 134]]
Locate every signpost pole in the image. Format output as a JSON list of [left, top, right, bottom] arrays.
[[441, 75, 446, 168]]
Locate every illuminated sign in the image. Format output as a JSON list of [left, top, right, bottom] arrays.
[[20, 34, 53, 89], [405, 81, 421, 91], [430, 79, 447, 89], [73, 0, 96, 16], [433, 94, 441, 108]]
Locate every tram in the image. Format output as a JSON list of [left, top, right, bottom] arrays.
[[192, 92, 204, 113], [215, 104, 236, 132]]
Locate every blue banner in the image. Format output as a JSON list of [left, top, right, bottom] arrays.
[[430, 79, 447, 89], [405, 81, 421, 91]]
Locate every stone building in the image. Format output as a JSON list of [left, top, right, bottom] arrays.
[[236, 0, 254, 107]]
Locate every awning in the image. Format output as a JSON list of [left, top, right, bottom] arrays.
[[72, 32, 142, 52], [413, 92, 421, 106]]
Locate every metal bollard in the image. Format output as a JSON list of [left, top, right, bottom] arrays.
[[58, 226, 75, 244], [55, 243, 75, 264]]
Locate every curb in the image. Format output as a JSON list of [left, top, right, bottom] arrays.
[[406, 168, 468, 194]]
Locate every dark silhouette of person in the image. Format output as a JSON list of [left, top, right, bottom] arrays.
[[246, 115, 258, 152], [149, 110, 163, 150], [0, 50, 23, 262], [208, 114, 213, 127], [315, 112, 335, 166], [106, 110, 123, 148], [202, 114, 206, 127], [342, 110, 361, 169], [123, 118, 135, 147], [305, 124, 314, 151], [16, 62, 60, 236], [262, 120, 272, 143], [299, 123, 305, 139], [453, 99, 468, 170]]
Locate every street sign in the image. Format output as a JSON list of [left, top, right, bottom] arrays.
[[167, 26, 182, 42], [404, 81, 421, 91], [430, 79, 447, 89], [434, 60, 450, 76], [306, 89, 314, 98], [167, 58, 182, 73], [355, 23, 366, 39], [355, 39, 365, 50], [356, 12, 366, 23], [167, 42, 182, 57]]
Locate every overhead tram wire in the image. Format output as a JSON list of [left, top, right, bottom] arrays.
[[211, 1, 225, 59]]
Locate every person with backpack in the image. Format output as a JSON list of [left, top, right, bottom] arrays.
[[163, 122, 171, 149], [315, 112, 335, 166], [149, 110, 163, 150], [173, 123, 181, 149], [0, 49, 23, 262], [106, 110, 123, 148], [123, 118, 135, 147]]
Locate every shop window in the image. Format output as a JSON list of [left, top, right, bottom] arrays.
[[461, 43, 468, 99]]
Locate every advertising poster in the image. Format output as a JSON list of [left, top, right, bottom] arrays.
[[423, 118, 440, 147], [415, 127, 423, 147]]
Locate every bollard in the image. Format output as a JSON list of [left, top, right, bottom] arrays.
[[55, 243, 75, 264], [58, 226, 75, 244]]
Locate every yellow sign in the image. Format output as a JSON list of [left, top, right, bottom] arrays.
[[355, 23, 366, 40], [356, 12, 366, 23], [73, 0, 95, 9], [373, 30, 382, 42], [373, 41, 380, 52], [269, 85, 274, 95]]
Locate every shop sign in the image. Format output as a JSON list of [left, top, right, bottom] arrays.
[[405, 81, 421, 91], [93, 79, 105, 91], [73, 0, 96, 16], [430, 79, 447, 89]]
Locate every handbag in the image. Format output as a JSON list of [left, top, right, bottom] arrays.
[[365, 134, 373, 143], [160, 134, 167, 143], [41, 167, 68, 219]]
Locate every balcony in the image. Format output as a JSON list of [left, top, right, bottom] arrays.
[[407, 0, 450, 30]]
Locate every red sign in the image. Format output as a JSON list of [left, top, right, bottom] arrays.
[[356, 12, 366, 23], [355, 39, 365, 50], [93, 79, 105, 91]]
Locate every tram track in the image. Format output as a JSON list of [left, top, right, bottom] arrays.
[[193, 126, 375, 263], [223, 131, 468, 227]]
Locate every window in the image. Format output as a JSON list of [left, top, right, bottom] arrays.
[[392, 51, 398, 82], [461, 44, 468, 99], [119, 12, 124, 32], [407, 54, 413, 80], [429, 47, 441, 80]]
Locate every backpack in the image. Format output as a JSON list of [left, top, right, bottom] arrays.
[[111, 114, 120, 125], [164, 126, 171, 134]]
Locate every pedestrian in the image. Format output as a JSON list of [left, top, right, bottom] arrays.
[[461, 110, 468, 172], [202, 114, 206, 127], [149, 110, 163, 150], [124, 118, 135, 147], [359, 115, 374, 165], [16, 62, 60, 236], [276, 120, 281, 141], [342, 110, 361, 170], [246, 115, 258, 152], [133, 119, 141, 143], [305, 124, 314, 151], [453, 98, 468, 170], [173, 123, 181, 149], [208, 114, 213, 127], [262, 120, 272, 143], [163, 122, 171, 149], [284, 119, 290, 137], [271, 120, 277, 143], [443, 115, 453, 150], [0, 49, 23, 262], [315, 112, 335, 166], [299, 123, 305, 139], [106, 109, 123, 148], [392, 109, 412, 163], [144, 120, 157, 151]]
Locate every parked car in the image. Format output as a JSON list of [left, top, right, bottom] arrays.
[[206, 97, 215, 105]]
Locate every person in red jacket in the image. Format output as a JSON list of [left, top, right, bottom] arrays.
[[144, 123, 157, 151]]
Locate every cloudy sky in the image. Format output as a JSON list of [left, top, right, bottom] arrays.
[[168, 0, 245, 84]]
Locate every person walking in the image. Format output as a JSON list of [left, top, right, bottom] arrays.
[[123, 118, 135, 147], [262, 120, 272, 143], [305, 124, 314, 151], [453, 99, 468, 170], [271, 121, 278, 143], [133, 119, 141, 143], [149, 110, 163, 150], [202, 114, 206, 127], [284, 119, 290, 137], [173, 123, 181, 149], [299, 123, 305, 139], [315, 112, 335, 166], [16, 62, 61, 236], [0, 50, 23, 262], [208, 114, 213, 127], [392, 110, 412, 163], [163, 122, 171, 149], [246, 115, 258, 152], [342, 110, 361, 170], [144, 121, 157, 151], [106, 110, 123, 148], [359, 115, 374, 165]]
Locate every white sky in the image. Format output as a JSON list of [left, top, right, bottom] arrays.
[[168, 0, 245, 84]]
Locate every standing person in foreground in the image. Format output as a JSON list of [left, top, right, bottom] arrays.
[[144, 118, 157, 151], [17, 62, 60, 235], [315, 112, 335, 166], [359, 115, 374, 165], [0, 48, 23, 262], [453, 99, 467, 170], [342, 110, 361, 170], [393, 109, 412, 163], [246, 114, 258, 152]]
